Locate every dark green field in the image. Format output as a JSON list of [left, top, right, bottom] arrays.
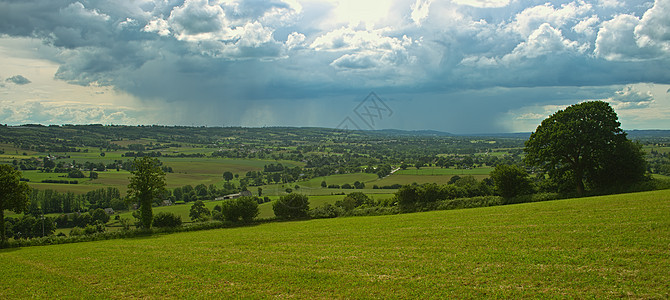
[[2, 190, 668, 298]]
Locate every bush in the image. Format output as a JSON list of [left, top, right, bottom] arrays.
[[68, 169, 85, 178], [335, 192, 373, 211], [152, 212, 182, 228], [436, 196, 504, 211], [69, 227, 85, 236], [309, 204, 342, 219], [91, 208, 110, 224], [220, 196, 259, 223], [490, 164, 534, 198], [84, 222, 106, 235], [343, 206, 399, 217], [273, 193, 309, 219], [189, 200, 211, 222]]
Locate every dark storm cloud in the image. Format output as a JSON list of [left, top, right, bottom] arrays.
[[5, 75, 31, 85], [0, 0, 668, 131]]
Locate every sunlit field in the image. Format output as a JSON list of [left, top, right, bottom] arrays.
[[2, 190, 668, 298]]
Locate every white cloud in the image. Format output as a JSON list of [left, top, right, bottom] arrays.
[[411, 0, 433, 26], [573, 15, 600, 38], [503, 23, 579, 62], [452, 0, 511, 8], [143, 18, 170, 36], [0, 100, 138, 125], [508, 1, 592, 37], [594, 14, 662, 61], [286, 32, 307, 50], [311, 27, 415, 69], [634, 0, 670, 52], [598, 0, 624, 8], [603, 85, 655, 109]]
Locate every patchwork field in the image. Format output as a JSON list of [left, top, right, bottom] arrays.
[[2, 190, 668, 298]]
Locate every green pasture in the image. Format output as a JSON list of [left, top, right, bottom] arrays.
[[256, 193, 396, 218], [375, 174, 488, 186], [114, 200, 223, 224], [18, 157, 307, 195], [258, 173, 381, 197], [643, 145, 670, 154], [395, 166, 492, 176], [2, 190, 668, 298]]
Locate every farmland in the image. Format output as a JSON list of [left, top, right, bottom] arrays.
[[2, 190, 668, 298]]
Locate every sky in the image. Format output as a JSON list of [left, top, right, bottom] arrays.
[[0, 0, 669, 134]]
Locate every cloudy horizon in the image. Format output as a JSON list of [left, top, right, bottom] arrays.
[[1, 0, 669, 134]]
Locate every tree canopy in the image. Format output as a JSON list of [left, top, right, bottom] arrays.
[[490, 164, 534, 199], [524, 101, 646, 195], [273, 193, 309, 219], [128, 156, 166, 229], [0, 165, 32, 244]]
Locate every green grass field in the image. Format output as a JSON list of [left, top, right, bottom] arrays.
[[395, 166, 492, 176], [375, 174, 488, 186], [2, 190, 668, 298]]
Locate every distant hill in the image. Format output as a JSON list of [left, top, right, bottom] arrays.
[[626, 129, 670, 139], [370, 129, 453, 137]]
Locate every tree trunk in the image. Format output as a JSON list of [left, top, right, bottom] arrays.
[[141, 196, 152, 229], [0, 208, 6, 245], [574, 166, 585, 197]]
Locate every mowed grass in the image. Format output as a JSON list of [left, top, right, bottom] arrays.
[[2, 190, 669, 298]]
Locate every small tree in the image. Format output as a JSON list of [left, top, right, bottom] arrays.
[[152, 212, 182, 228], [223, 171, 234, 182], [127, 157, 166, 229], [68, 169, 85, 178], [220, 196, 259, 222], [189, 200, 211, 222], [489, 164, 534, 199], [273, 193, 309, 219], [336, 192, 372, 211], [91, 208, 110, 224], [321, 180, 327, 188], [0, 165, 31, 244]]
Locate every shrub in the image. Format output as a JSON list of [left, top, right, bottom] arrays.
[[490, 164, 534, 198], [436, 196, 504, 211], [220, 196, 259, 223], [69, 227, 85, 236], [68, 169, 85, 178], [335, 192, 372, 211], [152, 212, 182, 228], [189, 200, 211, 222], [309, 203, 342, 219], [273, 193, 309, 219], [83, 222, 106, 235], [91, 208, 110, 224]]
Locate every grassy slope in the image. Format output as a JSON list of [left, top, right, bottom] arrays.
[[2, 190, 669, 298]]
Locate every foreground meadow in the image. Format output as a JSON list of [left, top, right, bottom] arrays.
[[2, 190, 669, 298]]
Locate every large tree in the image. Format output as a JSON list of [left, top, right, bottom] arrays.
[[524, 101, 645, 196], [128, 157, 166, 229], [0, 165, 31, 244]]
